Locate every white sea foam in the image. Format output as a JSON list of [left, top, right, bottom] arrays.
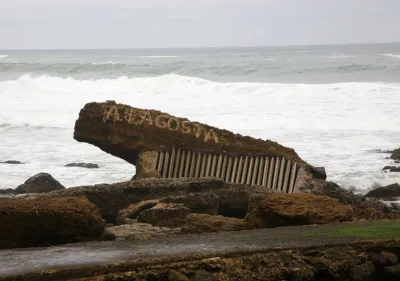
[[384, 53, 400, 59], [138, 56, 179, 58], [0, 74, 399, 189], [324, 54, 355, 59], [0, 55, 8, 59]]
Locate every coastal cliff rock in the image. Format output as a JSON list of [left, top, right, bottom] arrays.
[[366, 183, 400, 199], [390, 147, 400, 160], [0, 196, 105, 249], [73, 101, 305, 166], [15, 172, 65, 194]]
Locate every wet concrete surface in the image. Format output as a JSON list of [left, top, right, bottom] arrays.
[[0, 222, 397, 277]]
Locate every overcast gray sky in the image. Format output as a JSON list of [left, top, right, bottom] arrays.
[[1, 0, 399, 49]]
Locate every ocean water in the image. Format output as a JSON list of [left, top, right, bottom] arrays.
[[1, 43, 400, 191]]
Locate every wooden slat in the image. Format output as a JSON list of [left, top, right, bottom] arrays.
[[210, 155, 218, 177], [277, 158, 286, 191], [267, 157, 275, 189], [289, 163, 297, 193], [241, 156, 249, 184], [262, 157, 269, 187], [200, 153, 207, 178], [194, 152, 202, 178], [179, 150, 186, 177], [162, 152, 170, 178], [157, 152, 164, 173], [221, 155, 228, 180], [236, 157, 243, 183], [216, 154, 224, 178], [283, 160, 292, 193], [251, 157, 259, 185], [189, 152, 196, 177], [272, 157, 280, 190], [205, 154, 212, 177], [231, 157, 238, 183], [257, 157, 264, 185]]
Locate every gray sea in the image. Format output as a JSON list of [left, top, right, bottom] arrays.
[[1, 43, 400, 191]]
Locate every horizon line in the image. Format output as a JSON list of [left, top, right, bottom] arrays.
[[1, 41, 399, 51]]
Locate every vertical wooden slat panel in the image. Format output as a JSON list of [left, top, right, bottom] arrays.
[[235, 157, 243, 183], [241, 156, 249, 184], [194, 153, 202, 178], [272, 157, 280, 190], [257, 157, 265, 185], [199, 153, 207, 178], [283, 160, 292, 193], [251, 157, 259, 185], [278, 158, 286, 191], [168, 148, 176, 178], [179, 150, 186, 177], [188, 152, 196, 177], [246, 157, 254, 184], [289, 163, 297, 193], [162, 152, 170, 178], [216, 154, 223, 178], [267, 157, 275, 189], [210, 155, 218, 177], [173, 148, 181, 178], [230, 157, 238, 183], [157, 152, 164, 174], [205, 154, 212, 177], [262, 157, 269, 187]]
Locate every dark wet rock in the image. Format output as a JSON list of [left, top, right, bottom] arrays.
[[312, 181, 392, 215], [390, 202, 400, 211], [383, 166, 400, 172], [189, 269, 216, 281], [102, 223, 181, 241], [137, 203, 190, 227], [383, 264, 400, 280], [0, 160, 24, 164], [160, 193, 220, 215], [0, 188, 17, 195], [182, 213, 244, 234], [244, 193, 354, 229], [0, 196, 105, 249], [65, 163, 99, 169], [390, 148, 400, 160], [366, 183, 400, 199], [349, 261, 376, 281], [15, 173, 65, 194], [168, 271, 190, 281]]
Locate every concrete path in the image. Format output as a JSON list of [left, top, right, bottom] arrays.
[[0, 221, 399, 278]]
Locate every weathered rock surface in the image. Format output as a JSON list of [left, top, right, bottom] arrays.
[[383, 166, 400, 172], [182, 213, 244, 234], [15, 173, 65, 194], [0, 189, 17, 196], [137, 203, 190, 227], [390, 147, 400, 160], [102, 223, 181, 241], [160, 193, 220, 215], [117, 200, 159, 225], [48, 178, 225, 223], [73, 101, 306, 166], [312, 181, 391, 214], [0, 160, 24, 164], [366, 183, 400, 199], [0, 196, 105, 249], [65, 162, 99, 169], [244, 193, 354, 228]]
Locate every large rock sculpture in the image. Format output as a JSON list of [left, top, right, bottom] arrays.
[[74, 101, 326, 193]]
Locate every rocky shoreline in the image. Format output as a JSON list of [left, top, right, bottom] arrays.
[[1, 102, 399, 281]]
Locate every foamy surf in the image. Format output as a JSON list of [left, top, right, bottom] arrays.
[[0, 55, 8, 59], [0, 73, 399, 189], [383, 53, 400, 59]]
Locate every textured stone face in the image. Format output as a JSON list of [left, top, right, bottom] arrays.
[[73, 101, 305, 166]]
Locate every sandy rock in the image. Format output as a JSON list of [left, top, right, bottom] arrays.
[[65, 163, 99, 168], [117, 200, 159, 225], [102, 223, 181, 241], [48, 178, 224, 223], [15, 173, 65, 194], [244, 193, 353, 228], [182, 213, 244, 234], [137, 203, 190, 227], [0, 196, 105, 249]]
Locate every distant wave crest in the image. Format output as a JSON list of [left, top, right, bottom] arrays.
[[384, 53, 400, 59], [0, 55, 8, 59]]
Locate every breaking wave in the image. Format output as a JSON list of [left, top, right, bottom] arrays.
[[383, 53, 400, 59]]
